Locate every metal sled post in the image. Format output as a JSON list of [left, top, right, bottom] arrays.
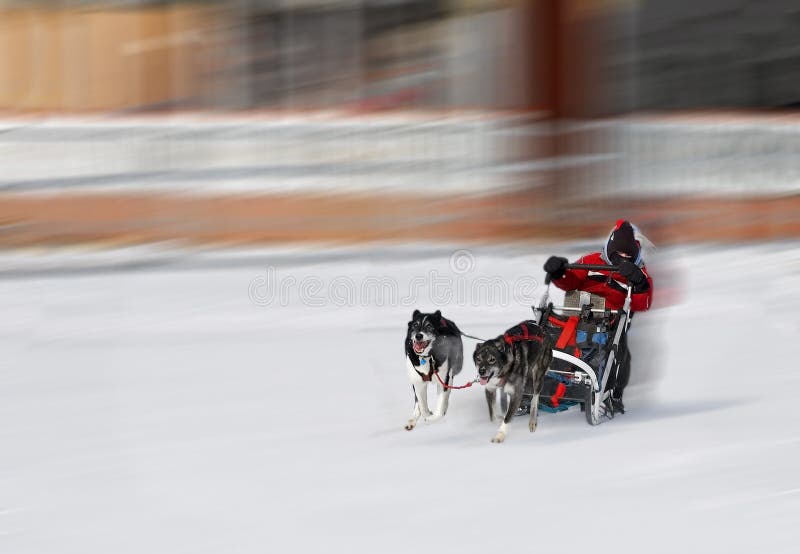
[[587, 285, 632, 425]]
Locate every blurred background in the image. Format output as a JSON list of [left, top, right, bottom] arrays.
[[2, 3, 800, 552], [1, 0, 797, 246]]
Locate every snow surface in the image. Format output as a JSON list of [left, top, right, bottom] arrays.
[[0, 243, 799, 553]]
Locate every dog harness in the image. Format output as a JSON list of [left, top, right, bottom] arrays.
[[503, 321, 544, 345], [415, 356, 434, 382], [415, 356, 476, 389], [496, 321, 543, 390]]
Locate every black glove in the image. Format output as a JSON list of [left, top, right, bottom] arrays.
[[543, 256, 568, 281], [618, 260, 646, 288]]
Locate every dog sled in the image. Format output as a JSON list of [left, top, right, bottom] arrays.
[[527, 263, 634, 425]]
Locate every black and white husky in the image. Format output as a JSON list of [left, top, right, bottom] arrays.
[[404, 310, 464, 431], [473, 321, 553, 443]]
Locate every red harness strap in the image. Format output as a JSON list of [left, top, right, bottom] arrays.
[[417, 362, 475, 389], [548, 316, 581, 358], [504, 322, 544, 345], [550, 382, 567, 407], [555, 317, 578, 350], [433, 371, 475, 390]]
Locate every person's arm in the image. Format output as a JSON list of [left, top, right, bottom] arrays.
[[619, 262, 653, 311], [551, 256, 589, 291], [630, 273, 653, 311]]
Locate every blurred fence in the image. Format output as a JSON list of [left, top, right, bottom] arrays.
[[559, 115, 800, 198], [614, 116, 800, 197], [0, 111, 798, 248], [1, 114, 798, 198], [0, 114, 536, 195]]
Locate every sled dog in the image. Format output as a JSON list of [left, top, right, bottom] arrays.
[[404, 310, 464, 431], [473, 321, 553, 443]]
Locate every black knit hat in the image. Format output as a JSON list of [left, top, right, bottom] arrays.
[[604, 220, 641, 265]]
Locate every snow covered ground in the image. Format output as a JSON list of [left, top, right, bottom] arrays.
[[0, 243, 798, 553]]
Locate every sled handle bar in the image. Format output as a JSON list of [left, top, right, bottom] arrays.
[[565, 263, 620, 272], [555, 306, 620, 314], [544, 263, 620, 284]]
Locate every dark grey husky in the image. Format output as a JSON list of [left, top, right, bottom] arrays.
[[473, 321, 553, 443], [404, 310, 464, 431]]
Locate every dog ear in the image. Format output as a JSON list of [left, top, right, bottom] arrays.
[[413, 309, 421, 319], [433, 310, 441, 320], [493, 337, 507, 352]]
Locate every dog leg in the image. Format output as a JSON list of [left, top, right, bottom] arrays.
[[419, 381, 432, 418], [491, 421, 508, 443], [440, 387, 451, 417], [528, 394, 540, 432], [406, 382, 431, 430], [405, 357, 433, 430], [439, 366, 453, 416], [493, 385, 523, 443], [427, 389, 450, 422], [427, 370, 452, 422], [485, 388, 496, 422], [405, 385, 422, 431]]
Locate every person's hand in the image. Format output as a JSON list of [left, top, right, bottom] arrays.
[[618, 260, 645, 286], [543, 256, 568, 281]]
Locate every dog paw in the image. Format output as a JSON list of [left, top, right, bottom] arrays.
[[528, 420, 538, 432], [491, 432, 506, 443], [405, 420, 417, 431], [424, 413, 442, 423]]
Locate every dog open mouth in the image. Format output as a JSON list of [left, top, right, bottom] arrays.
[[479, 376, 489, 386], [412, 340, 430, 354]]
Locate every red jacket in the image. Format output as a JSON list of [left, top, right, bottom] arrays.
[[552, 252, 653, 312]]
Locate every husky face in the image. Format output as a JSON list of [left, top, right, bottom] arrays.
[[407, 310, 440, 357], [473, 340, 510, 385]]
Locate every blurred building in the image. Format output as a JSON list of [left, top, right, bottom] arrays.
[[2, 0, 800, 113], [0, 0, 210, 111], [0, 0, 798, 247], [0, 0, 536, 112], [635, 0, 800, 109]]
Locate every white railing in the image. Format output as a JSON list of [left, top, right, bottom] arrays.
[[1, 114, 797, 197]]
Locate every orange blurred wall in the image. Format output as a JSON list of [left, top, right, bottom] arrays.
[[0, 6, 210, 111]]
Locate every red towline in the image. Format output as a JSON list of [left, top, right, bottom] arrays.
[[433, 371, 477, 390]]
